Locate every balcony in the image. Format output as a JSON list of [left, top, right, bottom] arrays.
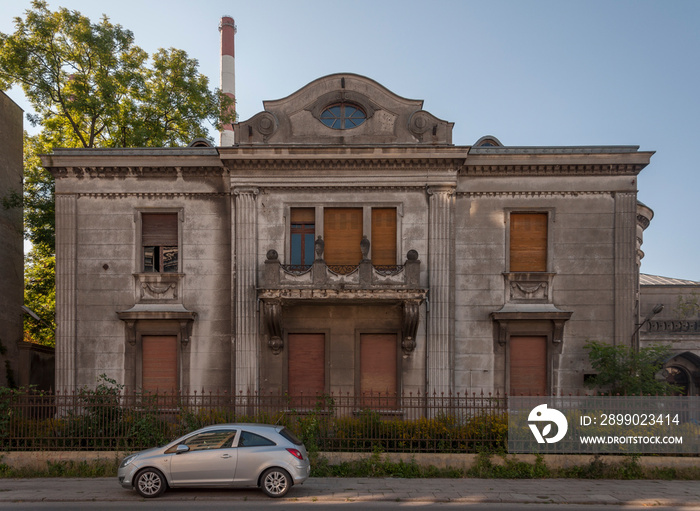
[[257, 236, 427, 356]]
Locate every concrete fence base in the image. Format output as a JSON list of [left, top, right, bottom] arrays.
[[1, 451, 698, 472]]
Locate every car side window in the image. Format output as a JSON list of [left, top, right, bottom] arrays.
[[182, 430, 237, 451], [238, 431, 276, 447]]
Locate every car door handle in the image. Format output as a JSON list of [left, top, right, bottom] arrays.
[[221, 454, 232, 459]]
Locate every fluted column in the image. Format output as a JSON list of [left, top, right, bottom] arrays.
[[55, 194, 78, 391], [233, 187, 259, 393], [614, 192, 637, 347], [426, 185, 455, 395]]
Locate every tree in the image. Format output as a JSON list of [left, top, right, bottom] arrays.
[[0, 1, 234, 148], [23, 243, 56, 347], [584, 341, 682, 396], [1, 1, 234, 346]]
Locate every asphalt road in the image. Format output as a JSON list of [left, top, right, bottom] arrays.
[[1, 477, 700, 508]]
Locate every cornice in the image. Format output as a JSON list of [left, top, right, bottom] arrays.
[[258, 185, 427, 192], [224, 158, 464, 172], [457, 191, 619, 198], [62, 192, 229, 200], [461, 164, 646, 176], [48, 166, 228, 178]]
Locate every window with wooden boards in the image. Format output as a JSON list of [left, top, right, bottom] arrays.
[[142, 213, 178, 272], [509, 212, 547, 272], [360, 333, 398, 408], [371, 208, 397, 265], [288, 333, 325, 405], [323, 208, 363, 266], [509, 336, 547, 396], [142, 335, 178, 392]]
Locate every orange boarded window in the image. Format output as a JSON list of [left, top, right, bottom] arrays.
[[142, 335, 177, 393], [324, 208, 363, 266], [510, 213, 547, 272], [510, 336, 547, 396], [371, 208, 397, 265], [360, 333, 397, 408], [288, 333, 325, 400]]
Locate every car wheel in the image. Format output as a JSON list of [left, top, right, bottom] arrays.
[[261, 467, 292, 498], [134, 468, 167, 498]]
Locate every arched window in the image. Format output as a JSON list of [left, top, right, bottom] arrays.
[[320, 103, 366, 129]]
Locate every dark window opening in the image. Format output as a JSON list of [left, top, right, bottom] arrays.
[[142, 213, 178, 273]]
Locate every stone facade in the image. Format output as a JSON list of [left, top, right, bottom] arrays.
[[43, 73, 657, 396], [0, 91, 23, 388], [639, 274, 700, 395]]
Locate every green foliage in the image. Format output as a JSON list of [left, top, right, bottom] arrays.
[[584, 341, 682, 396], [1, 2, 235, 348], [23, 243, 55, 346], [0, 458, 119, 478], [0, 1, 235, 148], [467, 451, 550, 479], [290, 394, 335, 457], [331, 411, 507, 453], [310, 449, 463, 479], [557, 455, 643, 479]]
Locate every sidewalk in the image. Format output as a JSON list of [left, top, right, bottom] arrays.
[[1, 477, 700, 506]]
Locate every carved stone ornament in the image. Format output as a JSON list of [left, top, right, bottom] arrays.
[[402, 300, 421, 355], [360, 235, 370, 261], [256, 112, 277, 137], [314, 236, 325, 261], [408, 111, 432, 135], [263, 301, 284, 355], [510, 281, 548, 301]]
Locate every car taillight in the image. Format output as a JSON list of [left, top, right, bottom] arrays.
[[286, 448, 303, 460]]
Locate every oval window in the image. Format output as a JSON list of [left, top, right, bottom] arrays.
[[320, 103, 366, 129]]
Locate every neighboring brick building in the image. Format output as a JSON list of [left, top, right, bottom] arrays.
[[0, 91, 23, 387], [44, 73, 660, 397]]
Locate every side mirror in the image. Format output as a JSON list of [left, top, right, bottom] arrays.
[[175, 444, 190, 454]]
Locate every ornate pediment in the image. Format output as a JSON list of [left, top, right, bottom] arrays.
[[234, 73, 453, 146]]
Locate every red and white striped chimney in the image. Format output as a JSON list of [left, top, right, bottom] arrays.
[[219, 16, 236, 146]]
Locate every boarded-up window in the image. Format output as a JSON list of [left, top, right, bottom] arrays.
[[142, 213, 178, 272], [290, 208, 315, 267], [510, 213, 547, 272], [288, 333, 325, 406], [324, 208, 363, 266], [510, 336, 547, 396], [142, 335, 177, 393], [360, 333, 397, 408], [371, 208, 397, 266]]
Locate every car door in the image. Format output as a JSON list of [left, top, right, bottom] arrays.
[[233, 430, 278, 485], [169, 429, 238, 486]]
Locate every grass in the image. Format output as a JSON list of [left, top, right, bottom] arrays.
[[1, 452, 699, 480]]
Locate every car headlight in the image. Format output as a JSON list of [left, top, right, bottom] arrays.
[[119, 454, 138, 468]]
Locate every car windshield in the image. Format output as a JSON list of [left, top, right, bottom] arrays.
[[279, 427, 303, 446]]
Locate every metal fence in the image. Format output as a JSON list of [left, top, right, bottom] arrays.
[[0, 390, 507, 453]]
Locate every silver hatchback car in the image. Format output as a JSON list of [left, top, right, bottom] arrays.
[[118, 423, 310, 498]]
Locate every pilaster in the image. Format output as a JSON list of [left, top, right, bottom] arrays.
[[233, 187, 259, 393], [614, 192, 637, 346], [426, 185, 455, 395], [55, 194, 77, 391]]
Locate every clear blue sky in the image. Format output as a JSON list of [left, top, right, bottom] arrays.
[[2, 0, 699, 281]]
